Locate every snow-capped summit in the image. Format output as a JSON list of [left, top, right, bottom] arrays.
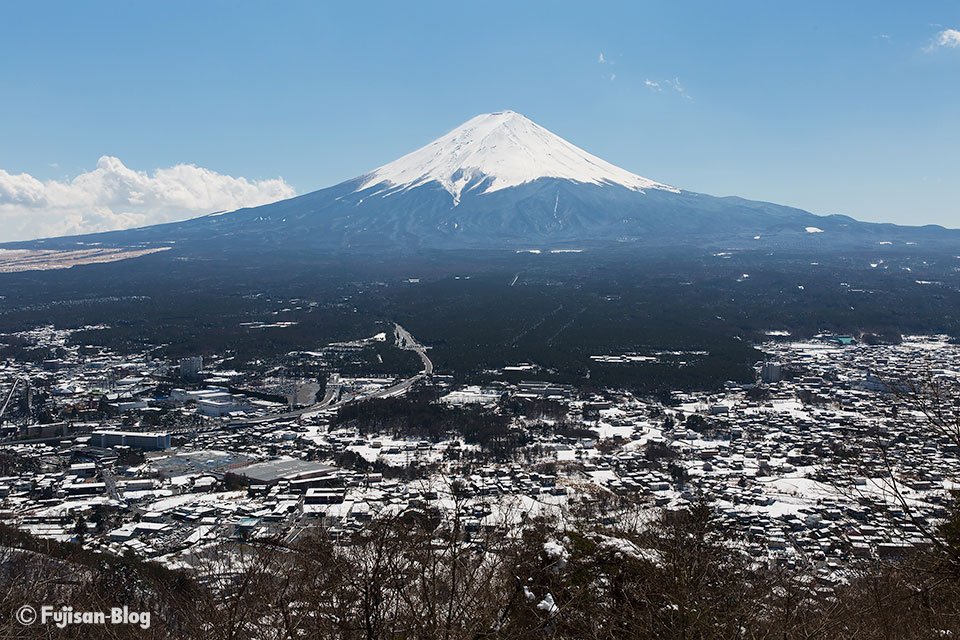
[[357, 110, 678, 204]]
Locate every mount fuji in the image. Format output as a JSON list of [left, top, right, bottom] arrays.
[[7, 111, 958, 254]]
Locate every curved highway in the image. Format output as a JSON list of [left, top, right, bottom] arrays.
[[230, 323, 432, 426]]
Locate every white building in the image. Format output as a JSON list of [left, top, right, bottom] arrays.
[[441, 386, 501, 406]]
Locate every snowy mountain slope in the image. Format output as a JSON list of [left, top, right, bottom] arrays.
[[356, 111, 679, 205]]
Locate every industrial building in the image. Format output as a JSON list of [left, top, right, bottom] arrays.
[[92, 430, 171, 450], [235, 457, 338, 489]]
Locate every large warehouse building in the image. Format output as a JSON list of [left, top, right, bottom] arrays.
[[235, 457, 338, 490], [92, 430, 171, 450]]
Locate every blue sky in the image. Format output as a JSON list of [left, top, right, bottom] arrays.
[[0, 1, 958, 240]]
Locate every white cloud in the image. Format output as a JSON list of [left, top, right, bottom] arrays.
[[926, 28, 960, 51], [664, 77, 693, 101], [598, 52, 606, 64], [0, 156, 296, 242], [937, 28, 960, 47], [643, 77, 691, 100]]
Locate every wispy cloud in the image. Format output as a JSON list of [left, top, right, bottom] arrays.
[[644, 76, 691, 100], [664, 77, 693, 101], [0, 156, 295, 242], [925, 28, 960, 52]]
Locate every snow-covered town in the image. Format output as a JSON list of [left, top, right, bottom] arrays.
[[1, 325, 957, 586]]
